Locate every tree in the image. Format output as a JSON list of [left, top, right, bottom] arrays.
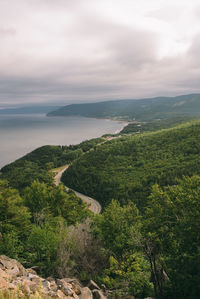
[[23, 180, 50, 220], [93, 200, 153, 297], [142, 176, 200, 299], [94, 200, 139, 257], [0, 180, 31, 258]]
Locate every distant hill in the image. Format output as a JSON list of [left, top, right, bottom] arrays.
[[47, 94, 200, 121], [0, 105, 61, 114]]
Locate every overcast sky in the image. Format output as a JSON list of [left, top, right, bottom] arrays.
[[1, 0, 200, 106]]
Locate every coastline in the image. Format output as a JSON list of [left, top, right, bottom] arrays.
[[114, 121, 129, 134], [0, 115, 124, 169], [48, 114, 130, 135]]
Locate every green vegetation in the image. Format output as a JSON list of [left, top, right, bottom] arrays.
[[48, 93, 200, 121], [1, 115, 200, 298], [141, 175, 200, 298], [0, 179, 89, 276], [62, 119, 200, 209], [120, 116, 192, 134], [0, 137, 104, 191], [93, 175, 200, 298]]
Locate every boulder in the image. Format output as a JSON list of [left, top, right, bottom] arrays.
[[26, 268, 37, 275], [57, 279, 74, 296], [92, 289, 107, 299], [56, 290, 70, 298], [0, 268, 11, 280], [0, 255, 27, 277], [87, 280, 100, 290], [62, 278, 82, 295], [100, 284, 107, 292], [0, 277, 9, 289], [0, 255, 110, 299], [49, 280, 58, 292], [79, 287, 93, 299]]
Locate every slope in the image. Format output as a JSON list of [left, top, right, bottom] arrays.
[[48, 94, 200, 121], [61, 119, 200, 209]]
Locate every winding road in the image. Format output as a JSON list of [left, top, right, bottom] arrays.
[[54, 166, 101, 214]]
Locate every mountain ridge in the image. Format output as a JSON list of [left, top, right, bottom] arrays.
[[47, 93, 200, 121]]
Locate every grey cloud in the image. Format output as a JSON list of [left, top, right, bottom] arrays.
[[0, 0, 200, 105], [107, 29, 157, 69], [187, 34, 200, 67]]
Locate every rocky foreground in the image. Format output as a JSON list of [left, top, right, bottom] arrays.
[[0, 255, 107, 299]]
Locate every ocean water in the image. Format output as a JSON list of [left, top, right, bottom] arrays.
[[0, 114, 123, 169]]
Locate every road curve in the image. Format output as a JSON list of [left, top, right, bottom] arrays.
[[54, 165, 69, 185], [54, 166, 101, 214]]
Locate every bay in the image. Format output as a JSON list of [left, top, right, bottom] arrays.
[[0, 114, 124, 169]]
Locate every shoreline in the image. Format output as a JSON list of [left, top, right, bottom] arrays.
[[114, 121, 129, 134], [0, 115, 125, 169]]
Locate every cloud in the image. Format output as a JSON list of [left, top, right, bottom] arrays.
[[0, 27, 16, 37], [0, 0, 200, 105]]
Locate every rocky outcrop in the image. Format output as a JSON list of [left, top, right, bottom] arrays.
[[0, 255, 107, 298]]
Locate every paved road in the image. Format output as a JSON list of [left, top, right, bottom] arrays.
[[54, 166, 101, 214], [54, 165, 69, 185]]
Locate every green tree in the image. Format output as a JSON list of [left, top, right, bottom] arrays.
[[23, 180, 50, 220], [0, 180, 31, 258], [142, 176, 200, 299], [94, 200, 139, 257], [93, 200, 153, 297], [26, 218, 64, 276]]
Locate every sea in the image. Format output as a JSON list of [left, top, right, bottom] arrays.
[[0, 114, 124, 169]]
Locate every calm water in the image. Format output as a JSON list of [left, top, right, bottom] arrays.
[[0, 114, 123, 169]]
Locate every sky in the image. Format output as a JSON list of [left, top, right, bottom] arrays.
[[1, 0, 200, 106]]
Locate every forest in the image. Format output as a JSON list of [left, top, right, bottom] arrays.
[[0, 118, 200, 298], [62, 119, 200, 209], [0, 137, 104, 191]]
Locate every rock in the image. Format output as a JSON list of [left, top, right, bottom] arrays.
[[72, 283, 82, 295], [42, 279, 51, 289], [0, 268, 11, 280], [79, 287, 93, 299], [87, 279, 100, 290], [92, 289, 107, 299], [47, 276, 55, 282], [57, 289, 69, 298], [0, 255, 27, 277], [28, 273, 40, 280], [28, 280, 40, 293], [0, 255, 108, 299], [0, 277, 9, 289], [57, 279, 74, 296], [49, 280, 58, 292], [63, 278, 82, 295], [100, 284, 107, 292], [26, 268, 37, 275]]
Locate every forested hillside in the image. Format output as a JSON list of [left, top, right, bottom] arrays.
[[62, 119, 200, 209], [48, 93, 200, 121], [1, 118, 200, 298], [1, 137, 104, 191], [120, 116, 192, 134]]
